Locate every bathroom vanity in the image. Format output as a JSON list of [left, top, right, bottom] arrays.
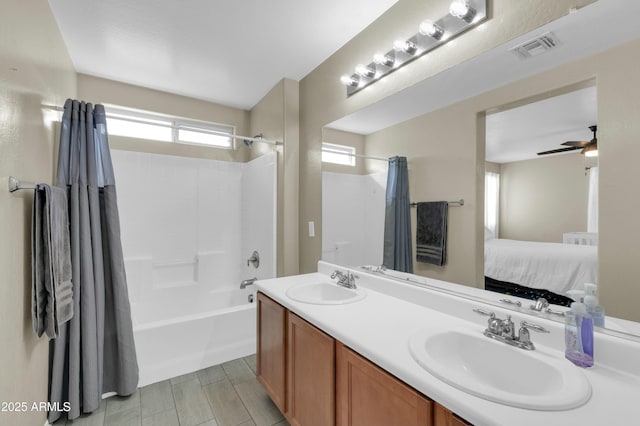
[[256, 261, 640, 426]]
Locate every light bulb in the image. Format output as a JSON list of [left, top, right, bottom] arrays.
[[340, 74, 358, 87], [355, 64, 375, 77], [584, 146, 598, 157], [393, 39, 417, 54], [450, 0, 476, 22], [373, 53, 394, 67], [419, 19, 444, 40]]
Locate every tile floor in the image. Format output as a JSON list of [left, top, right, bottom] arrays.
[[54, 355, 289, 426]]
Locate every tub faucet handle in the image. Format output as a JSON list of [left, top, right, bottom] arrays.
[[247, 251, 260, 268]]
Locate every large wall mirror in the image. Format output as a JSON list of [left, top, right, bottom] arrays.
[[319, 3, 640, 336]]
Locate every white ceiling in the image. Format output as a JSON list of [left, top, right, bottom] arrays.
[[486, 86, 597, 163], [48, 0, 398, 110], [327, 0, 640, 162]]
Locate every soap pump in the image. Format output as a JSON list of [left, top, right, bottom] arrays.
[[584, 283, 605, 328], [565, 290, 594, 368]]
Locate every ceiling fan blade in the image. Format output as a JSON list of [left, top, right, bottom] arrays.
[[561, 140, 589, 147], [537, 146, 581, 156]]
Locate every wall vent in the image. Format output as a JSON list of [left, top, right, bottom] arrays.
[[510, 32, 561, 59]]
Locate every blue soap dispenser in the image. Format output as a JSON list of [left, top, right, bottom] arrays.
[[584, 283, 605, 328], [565, 290, 594, 368]]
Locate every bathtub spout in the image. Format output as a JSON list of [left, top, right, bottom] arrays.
[[240, 277, 258, 289]]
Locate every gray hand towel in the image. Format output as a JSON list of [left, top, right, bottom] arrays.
[[416, 201, 448, 266], [32, 184, 73, 338]]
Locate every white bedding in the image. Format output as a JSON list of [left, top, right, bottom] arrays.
[[484, 238, 597, 295]]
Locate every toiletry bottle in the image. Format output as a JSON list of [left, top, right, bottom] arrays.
[[584, 283, 605, 328], [565, 290, 594, 368]]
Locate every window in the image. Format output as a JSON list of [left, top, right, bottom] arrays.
[[322, 142, 356, 166], [105, 107, 235, 149], [484, 172, 500, 238]]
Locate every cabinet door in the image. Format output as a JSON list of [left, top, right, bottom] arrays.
[[287, 312, 335, 426], [434, 403, 472, 426], [336, 342, 432, 426], [256, 292, 287, 413]]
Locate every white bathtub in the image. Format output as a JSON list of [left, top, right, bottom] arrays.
[[132, 287, 257, 387]]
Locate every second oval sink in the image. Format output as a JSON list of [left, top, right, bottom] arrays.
[[408, 327, 591, 410], [286, 281, 366, 305]]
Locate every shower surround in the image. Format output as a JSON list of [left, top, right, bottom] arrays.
[[111, 150, 276, 386]]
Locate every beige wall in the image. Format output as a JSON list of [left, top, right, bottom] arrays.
[[322, 128, 367, 175], [299, 0, 595, 274], [0, 1, 77, 425], [499, 154, 588, 243], [485, 161, 501, 174], [250, 79, 300, 277], [78, 74, 250, 162]]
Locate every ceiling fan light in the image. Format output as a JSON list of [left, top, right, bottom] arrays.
[[584, 145, 598, 157]]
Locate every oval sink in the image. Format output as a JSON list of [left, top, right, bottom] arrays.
[[408, 327, 591, 410], [286, 281, 366, 305]]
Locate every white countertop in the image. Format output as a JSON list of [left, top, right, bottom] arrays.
[[256, 261, 640, 426]]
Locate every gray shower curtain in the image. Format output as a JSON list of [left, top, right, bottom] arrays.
[[48, 99, 138, 422], [383, 156, 413, 273]]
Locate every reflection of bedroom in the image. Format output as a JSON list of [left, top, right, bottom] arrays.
[[484, 85, 598, 305]]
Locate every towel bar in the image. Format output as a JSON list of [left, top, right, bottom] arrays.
[[8, 176, 37, 192], [410, 199, 464, 207]]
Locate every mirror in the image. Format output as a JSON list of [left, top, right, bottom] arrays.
[[319, 6, 640, 335], [483, 86, 600, 309]]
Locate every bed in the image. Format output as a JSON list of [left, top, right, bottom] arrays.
[[484, 238, 598, 306]]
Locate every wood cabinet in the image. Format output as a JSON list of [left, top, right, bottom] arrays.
[[336, 342, 432, 426], [434, 403, 472, 426], [287, 312, 336, 426], [256, 292, 287, 413], [256, 292, 473, 426]]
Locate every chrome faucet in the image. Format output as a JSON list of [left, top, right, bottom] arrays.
[[530, 297, 549, 312], [330, 270, 358, 289], [240, 277, 257, 289], [473, 308, 549, 350]]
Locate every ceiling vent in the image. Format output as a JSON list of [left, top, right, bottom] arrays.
[[509, 32, 561, 59]]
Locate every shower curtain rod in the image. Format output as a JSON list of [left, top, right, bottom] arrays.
[[44, 105, 281, 146], [321, 147, 389, 162]]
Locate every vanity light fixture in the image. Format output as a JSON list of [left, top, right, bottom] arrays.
[[373, 53, 394, 67], [340, 0, 487, 96], [449, 0, 476, 23], [419, 19, 444, 40], [340, 74, 359, 87], [393, 39, 418, 54], [355, 64, 376, 78]]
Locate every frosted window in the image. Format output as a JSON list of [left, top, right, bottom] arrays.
[[322, 143, 356, 166], [105, 108, 234, 150], [107, 114, 172, 142]]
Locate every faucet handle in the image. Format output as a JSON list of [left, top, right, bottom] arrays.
[[500, 298, 522, 307], [473, 308, 495, 318], [520, 320, 550, 333]]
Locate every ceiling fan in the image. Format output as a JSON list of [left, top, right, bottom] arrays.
[[537, 125, 598, 157]]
